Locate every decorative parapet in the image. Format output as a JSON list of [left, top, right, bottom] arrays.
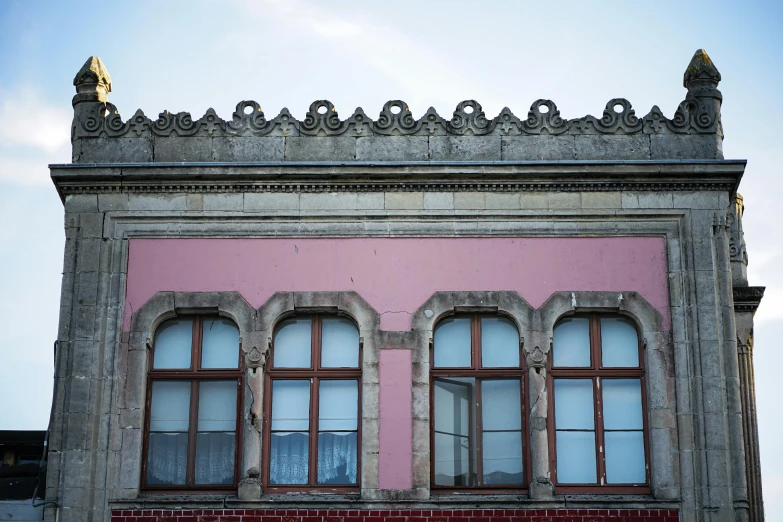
[[69, 50, 725, 163], [733, 286, 765, 314]]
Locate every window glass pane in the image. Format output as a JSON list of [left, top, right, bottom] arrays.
[[273, 318, 312, 368], [146, 432, 187, 485], [270, 432, 309, 484], [319, 380, 358, 431], [198, 380, 237, 431], [481, 379, 521, 431], [153, 319, 193, 369], [434, 378, 473, 436], [271, 380, 310, 431], [433, 317, 472, 368], [321, 317, 359, 368], [317, 432, 358, 485], [553, 317, 590, 367], [554, 379, 595, 430], [201, 317, 239, 369], [480, 317, 519, 367], [556, 431, 597, 484], [602, 378, 643, 430], [601, 317, 639, 367], [195, 432, 235, 485], [605, 431, 646, 484], [150, 381, 191, 431], [482, 431, 523, 485], [434, 432, 471, 486]]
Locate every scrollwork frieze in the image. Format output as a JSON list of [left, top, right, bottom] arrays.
[[73, 96, 722, 139]]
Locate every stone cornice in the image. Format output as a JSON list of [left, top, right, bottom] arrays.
[[733, 286, 765, 314], [49, 160, 746, 199]]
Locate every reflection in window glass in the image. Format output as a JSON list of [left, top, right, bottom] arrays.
[[274, 318, 312, 368], [553, 317, 591, 367], [270, 380, 311, 485], [321, 318, 359, 368], [481, 317, 519, 367], [601, 317, 639, 367], [556, 431, 597, 484], [147, 381, 191, 485], [433, 378, 474, 486], [433, 317, 471, 367], [201, 318, 239, 369], [154, 319, 193, 369]]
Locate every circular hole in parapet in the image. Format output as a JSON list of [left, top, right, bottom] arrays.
[[614, 104, 624, 113], [538, 104, 550, 114], [244, 105, 254, 115], [464, 105, 475, 114], [391, 105, 401, 114], [317, 105, 328, 115]]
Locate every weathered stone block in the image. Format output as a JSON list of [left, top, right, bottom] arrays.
[[357, 193, 384, 209], [651, 133, 722, 160], [203, 193, 243, 211], [429, 136, 501, 161], [73, 137, 153, 163], [65, 195, 98, 213], [356, 136, 428, 161], [548, 192, 580, 209], [97, 193, 128, 212], [423, 192, 453, 210], [673, 191, 729, 210], [186, 193, 203, 211], [520, 193, 548, 209], [454, 192, 485, 209], [212, 136, 284, 161], [285, 137, 355, 161], [385, 192, 423, 210], [582, 191, 621, 209], [301, 192, 358, 210], [154, 136, 212, 162], [621, 192, 674, 209], [502, 135, 575, 160], [574, 134, 650, 160], [485, 192, 521, 209], [128, 193, 188, 211], [244, 192, 299, 211]]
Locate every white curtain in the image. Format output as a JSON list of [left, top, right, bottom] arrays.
[[195, 432, 235, 484], [147, 433, 187, 485], [317, 432, 357, 484]]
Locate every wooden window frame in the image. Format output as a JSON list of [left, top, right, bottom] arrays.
[[429, 313, 529, 493], [548, 313, 651, 494], [141, 315, 244, 493], [263, 314, 363, 493]]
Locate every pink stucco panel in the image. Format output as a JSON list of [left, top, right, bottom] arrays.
[[124, 237, 670, 331], [378, 349, 413, 490]]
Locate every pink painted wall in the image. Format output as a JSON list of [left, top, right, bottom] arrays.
[[124, 237, 670, 331], [124, 236, 669, 490], [378, 350, 413, 490]]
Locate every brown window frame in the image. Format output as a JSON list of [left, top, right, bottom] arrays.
[[263, 314, 363, 493], [429, 313, 529, 493], [548, 313, 651, 494], [141, 315, 244, 493]]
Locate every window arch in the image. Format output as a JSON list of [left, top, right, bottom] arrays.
[[549, 313, 650, 491], [142, 315, 242, 490], [430, 313, 526, 490], [263, 314, 362, 491]]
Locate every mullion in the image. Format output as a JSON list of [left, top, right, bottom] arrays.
[[309, 317, 321, 486]]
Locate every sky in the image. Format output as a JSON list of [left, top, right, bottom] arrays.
[[0, 0, 781, 517]]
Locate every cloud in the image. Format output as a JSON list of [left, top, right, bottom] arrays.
[[0, 157, 59, 186], [237, 0, 504, 114], [0, 86, 71, 153]]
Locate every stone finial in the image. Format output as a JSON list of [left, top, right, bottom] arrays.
[[683, 49, 721, 91], [73, 56, 112, 105]]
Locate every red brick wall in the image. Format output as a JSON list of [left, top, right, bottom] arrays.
[[112, 509, 679, 522]]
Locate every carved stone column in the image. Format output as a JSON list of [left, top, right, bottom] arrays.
[[734, 287, 765, 522], [525, 340, 553, 499]]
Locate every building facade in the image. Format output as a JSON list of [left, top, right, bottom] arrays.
[[45, 51, 764, 522]]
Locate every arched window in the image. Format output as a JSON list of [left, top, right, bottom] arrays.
[[430, 314, 525, 489], [264, 315, 361, 490], [550, 314, 649, 491], [142, 316, 242, 490]]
